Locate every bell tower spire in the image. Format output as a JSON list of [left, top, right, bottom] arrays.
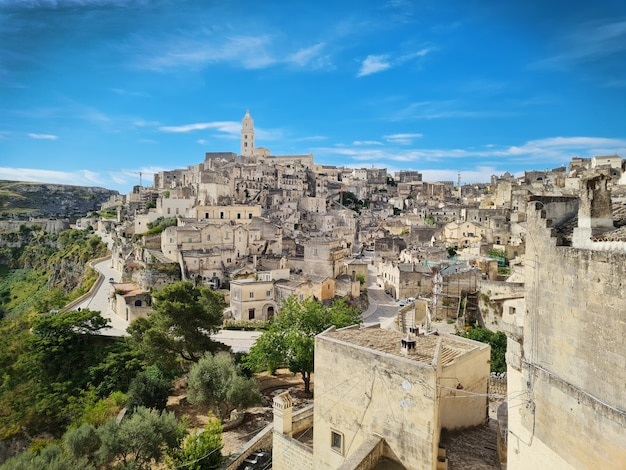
[[241, 109, 255, 159]]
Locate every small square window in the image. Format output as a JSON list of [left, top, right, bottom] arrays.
[[331, 430, 343, 455]]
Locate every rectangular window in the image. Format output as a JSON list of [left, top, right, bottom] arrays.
[[331, 430, 343, 455], [220, 212, 224, 219], [266, 290, 271, 298], [205, 212, 209, 219], [248, 309, 255, 319], [248, 213, 253, 219], [207, 234, 211, 241], [249, 292, 254, 299], [237, 213, 241, 219]]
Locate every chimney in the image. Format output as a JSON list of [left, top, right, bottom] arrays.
[[573, 175, 614, 248], [401, 336, 417, 355], [273, 392, 293, 436]]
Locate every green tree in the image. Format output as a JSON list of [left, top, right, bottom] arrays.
[[28, 309, 110, 386], [0, 443, 93, 470], [460, 326, 507, 373], [87, 341, 144, 397], [128, 281, 226, 368], [126, 365, 172, 411], [13, 309, 113, 433], [187, 353, 261, 420], [96, 407, 185, 470], [64, 423, 100, 466], [168, 420, 223, 470], [246, 296, 360, 393]]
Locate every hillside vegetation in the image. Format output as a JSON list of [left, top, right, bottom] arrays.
[[0, 226, 107, 318], [0, 227, 231, 468], [0, 227, 111, 440]]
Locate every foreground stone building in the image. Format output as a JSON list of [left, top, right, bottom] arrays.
[[505, 175, 626, 468], [272, 324, 491, 470]]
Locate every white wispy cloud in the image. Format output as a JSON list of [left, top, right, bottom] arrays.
[[357, 46, 433, 77], [110, 88, 149, 97], [133, 119, 161, 128], [0, 167, 102, 186], [353, 140, 383, 146], [27, 133, 58, 140], [131, 31, 334, 73], [132, 34, 276, 71], [384, 133, 423, 144], [286, 43, 332, 69], [393, 100, 518, 120], [0, 0, 143, 8], [398, 47, 432, 62], [357, 55, 391, 77], [534, 18, 626, 70], [293, 135, 327, 142], [158, 121, 240, 134]]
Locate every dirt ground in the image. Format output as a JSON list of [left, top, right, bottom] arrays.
[[167, 369, 314, 456]]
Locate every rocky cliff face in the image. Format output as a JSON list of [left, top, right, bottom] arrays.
[[0, 180, 119, 218]]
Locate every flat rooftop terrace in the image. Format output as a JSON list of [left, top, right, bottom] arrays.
[[323, 326, 482, 366]]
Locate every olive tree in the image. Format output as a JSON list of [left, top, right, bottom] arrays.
[[187, 352, 261, 420]]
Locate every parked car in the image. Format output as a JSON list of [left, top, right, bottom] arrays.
[[237, 450, 271, 470]]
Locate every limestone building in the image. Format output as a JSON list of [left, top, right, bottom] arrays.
[[505, 175, 626, 468], [271, 325, 491, 470]]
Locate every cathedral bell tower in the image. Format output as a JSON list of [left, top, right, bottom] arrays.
[[241, 109, 255, 160]]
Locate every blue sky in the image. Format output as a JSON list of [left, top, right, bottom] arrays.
[[1, 0, 625, 194]]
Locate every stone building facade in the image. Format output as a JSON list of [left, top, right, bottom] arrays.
[[505, 180, 626, 468], [271, 325, 491, 470]]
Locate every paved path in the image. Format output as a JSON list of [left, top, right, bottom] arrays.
[[72, 258, 129, 337], [361, 252, 401, 330], [212, 329, 263, 353]]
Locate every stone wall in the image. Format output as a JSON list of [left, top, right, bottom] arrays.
[[508, 201, 626, 468], [272, 433, 314, 470]]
